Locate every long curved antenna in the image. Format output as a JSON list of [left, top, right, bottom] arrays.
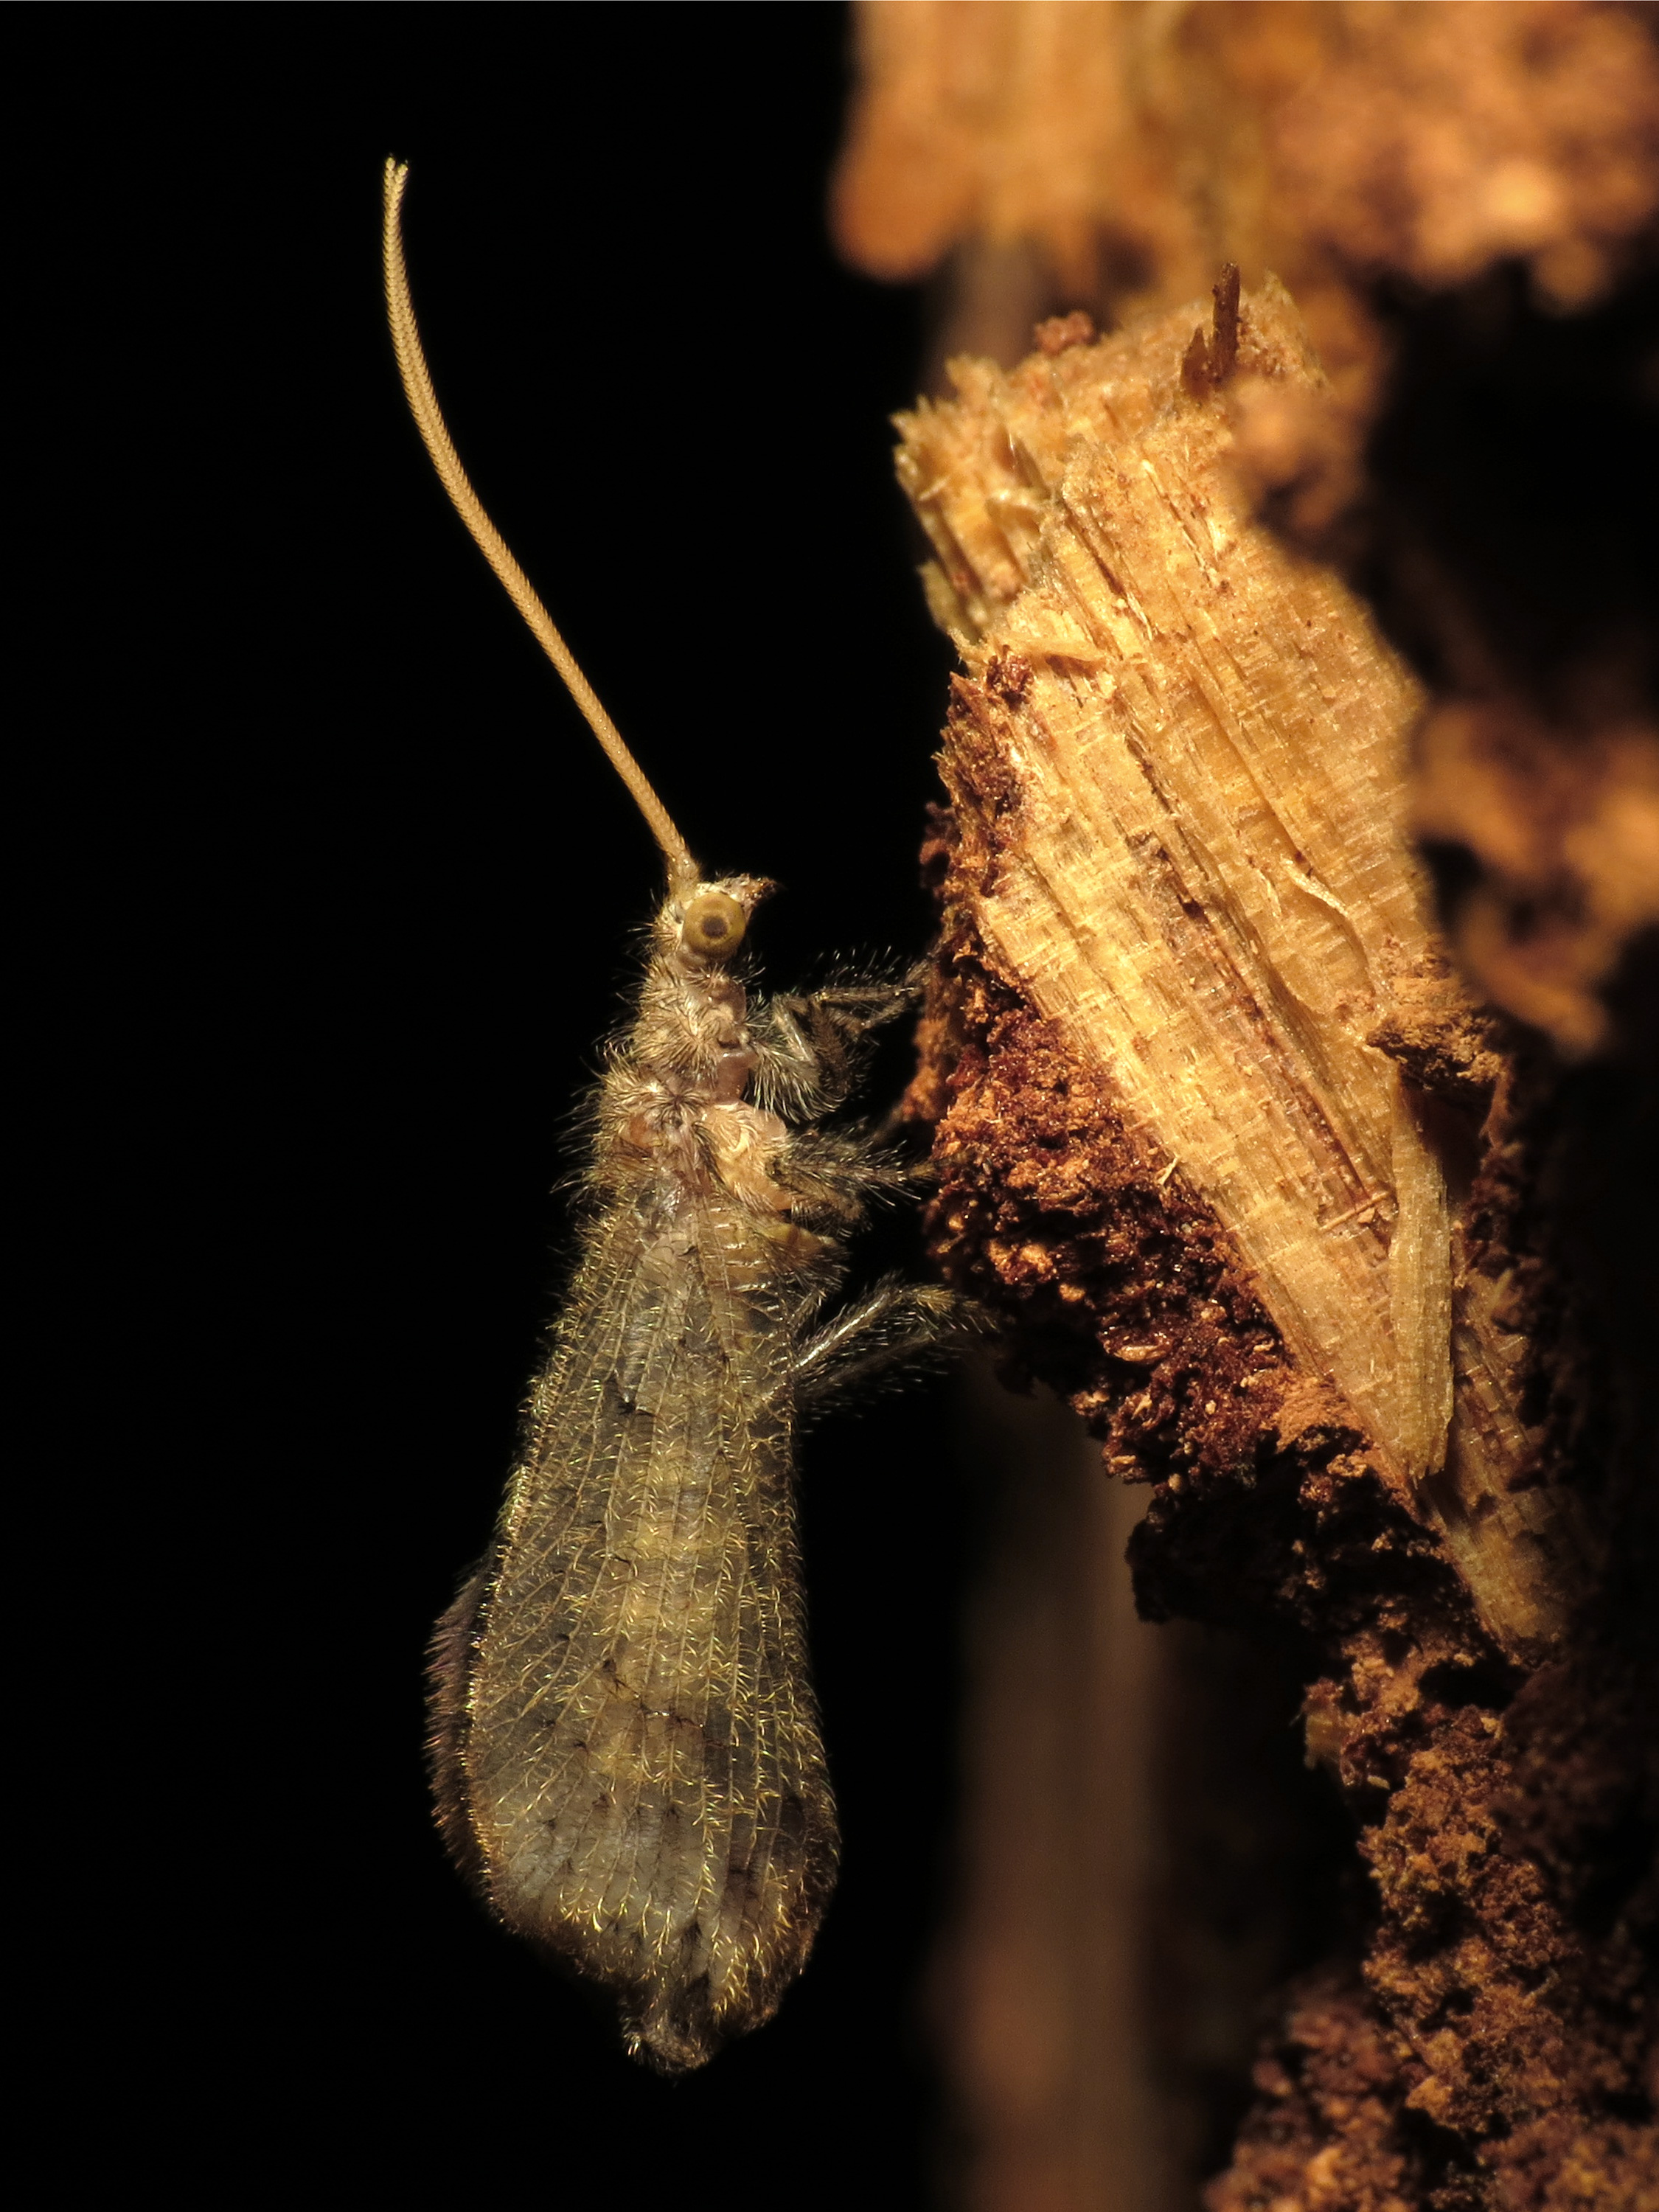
[[383, 159, 697, 889]]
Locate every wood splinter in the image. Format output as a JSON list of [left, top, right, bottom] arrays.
[[900, 274, 1586, 1660]]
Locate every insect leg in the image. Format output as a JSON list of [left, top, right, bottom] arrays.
[[756, 975, 921, 1115], [787, 1277, 987, 1414], [779, 1127, 915, 1235]]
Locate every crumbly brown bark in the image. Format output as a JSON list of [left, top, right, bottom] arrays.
[[901, 281, 1655, 2206], [848, 12, 1658, 2197], [901, 279, 1587, 1650], [917, 860, 1656, 2212]]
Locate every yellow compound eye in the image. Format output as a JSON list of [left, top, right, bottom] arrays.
[[680, 890, 747, 961]]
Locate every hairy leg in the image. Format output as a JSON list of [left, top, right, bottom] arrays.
[[788, 1278, 987, 1415], [754, 974, 920, 1116]]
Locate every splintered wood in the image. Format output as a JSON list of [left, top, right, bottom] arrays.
[[900, 285, 1579, 1654]]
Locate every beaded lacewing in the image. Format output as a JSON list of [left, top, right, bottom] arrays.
[[383, 160, 964, 2070]]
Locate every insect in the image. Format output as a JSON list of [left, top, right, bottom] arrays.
[[383, 160, 966, 2072]]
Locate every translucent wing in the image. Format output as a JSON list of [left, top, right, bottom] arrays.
[[431, 1187, 838, 2072]]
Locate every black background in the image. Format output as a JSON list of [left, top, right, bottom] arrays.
[[26, 7, 975, 2202]]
